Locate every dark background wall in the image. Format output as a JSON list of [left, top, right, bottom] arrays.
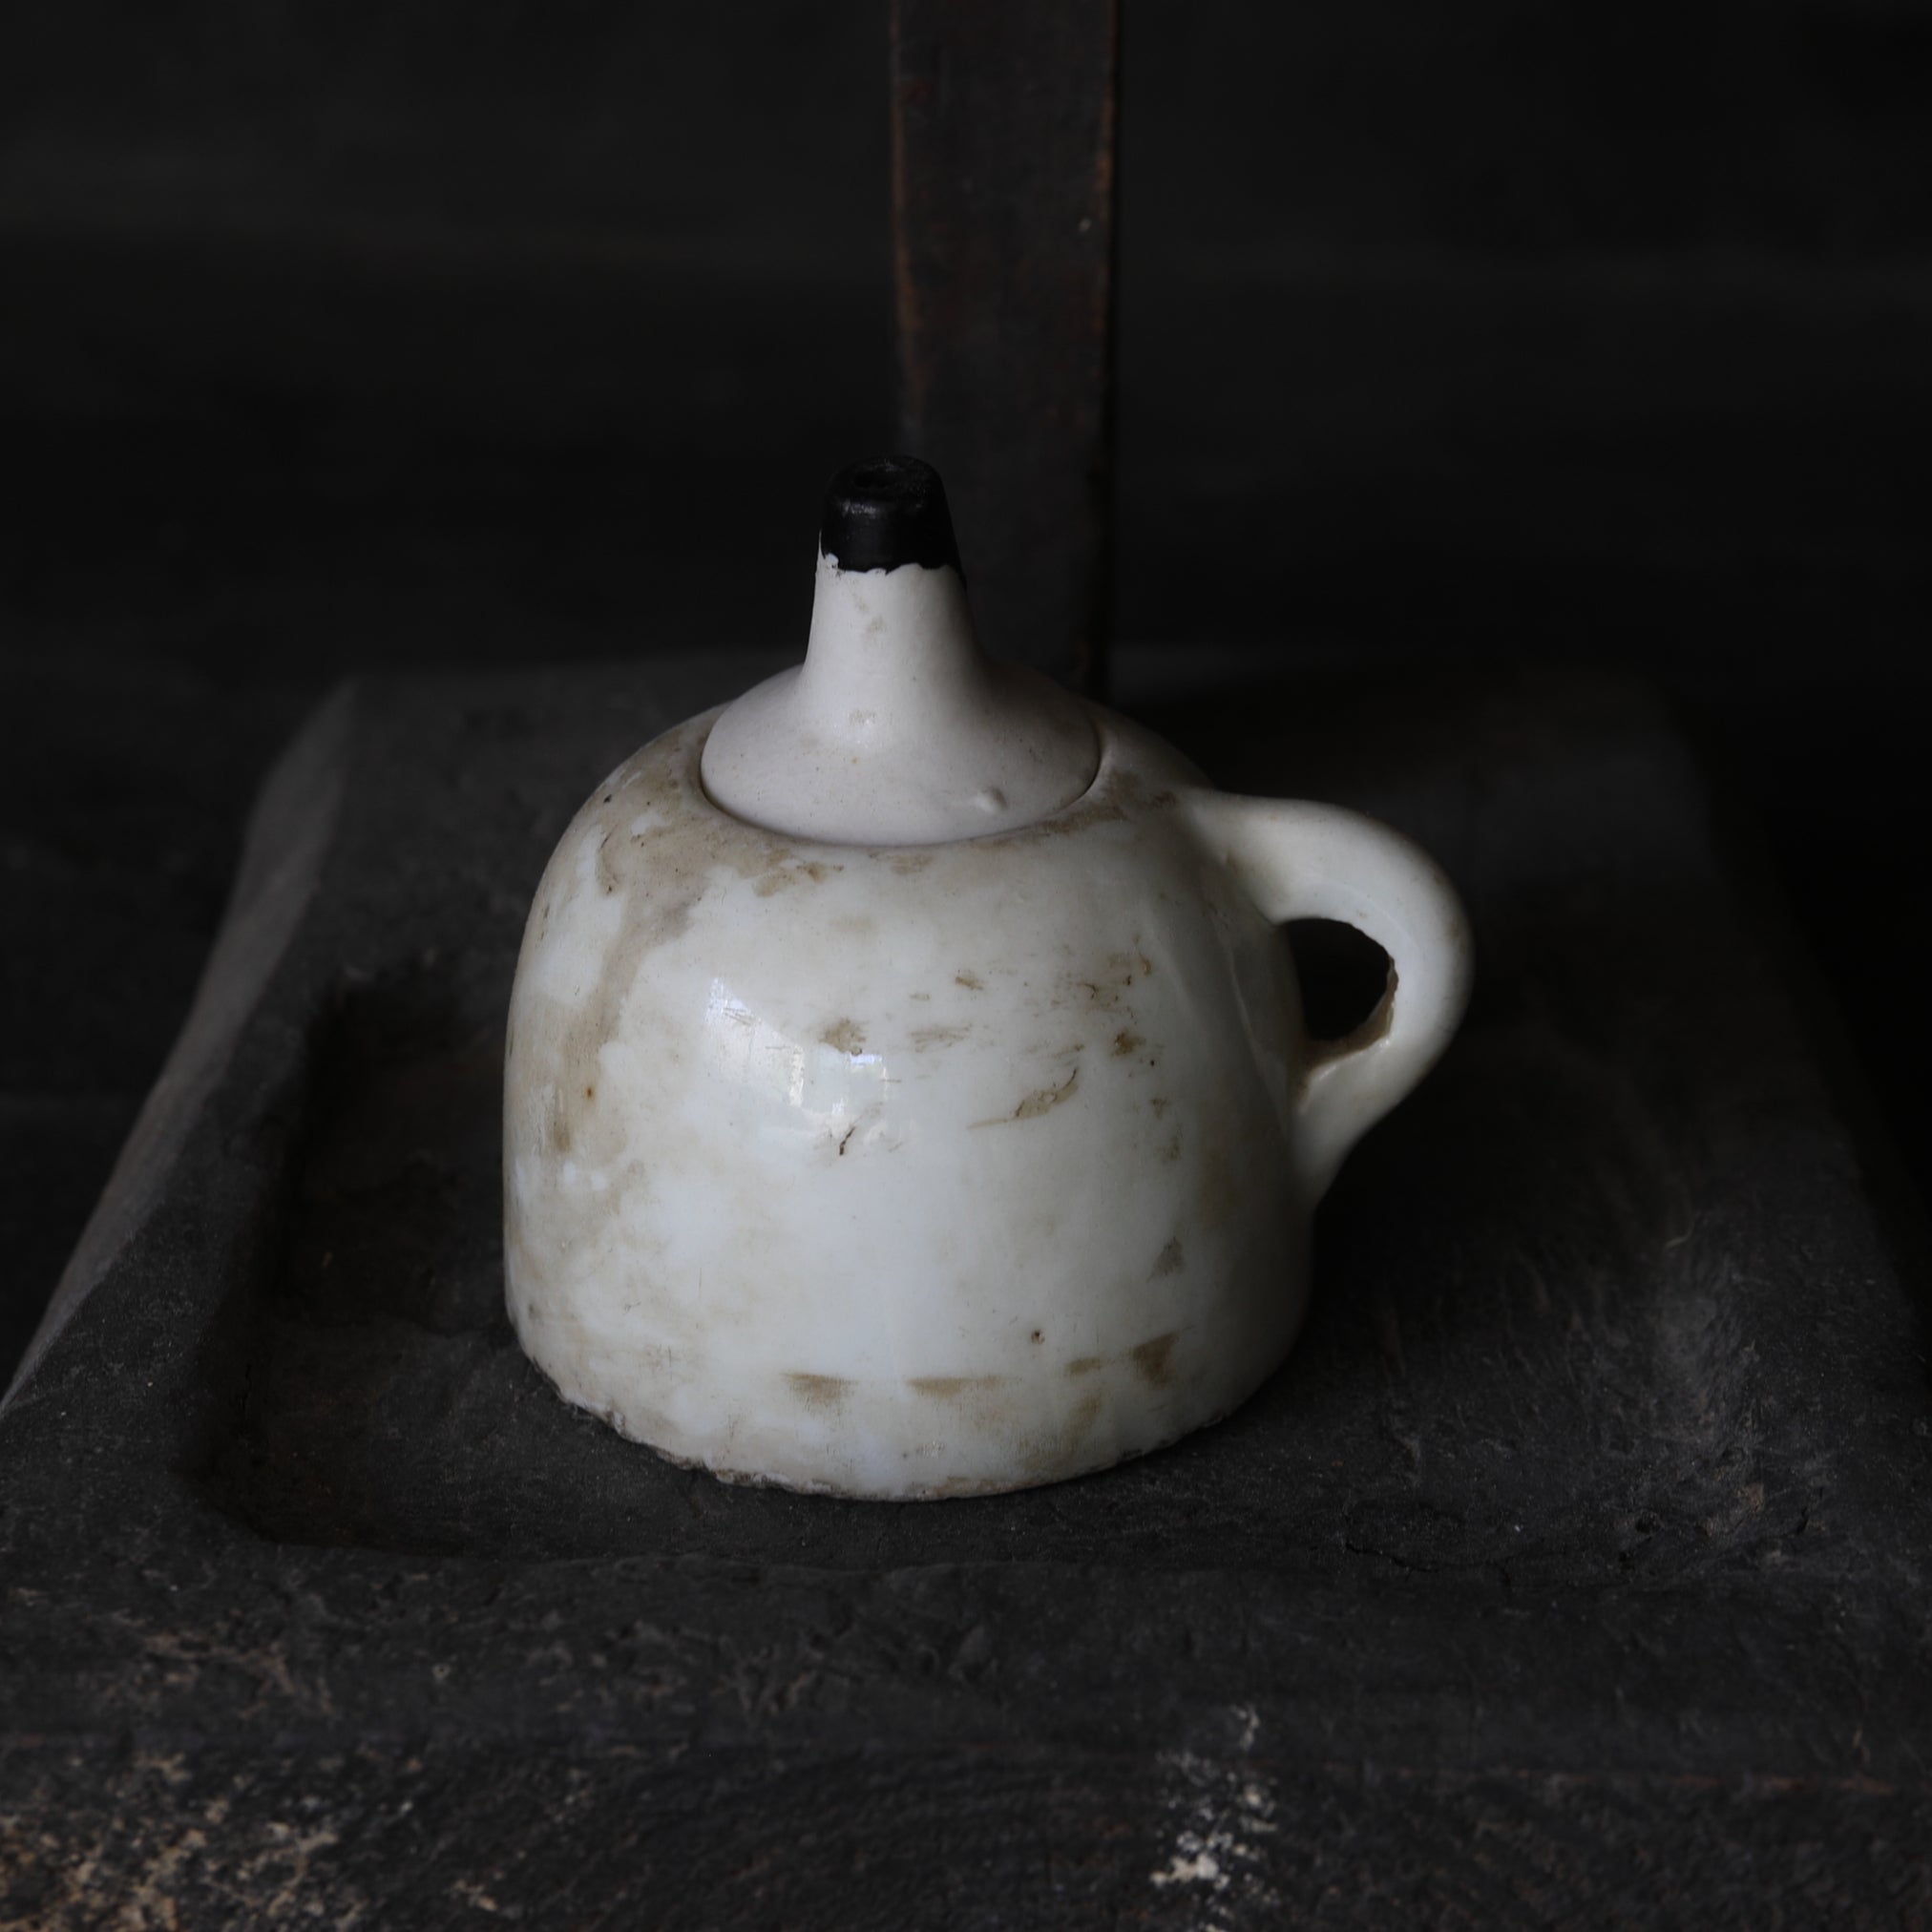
[[4, 0, 1927, 1376]]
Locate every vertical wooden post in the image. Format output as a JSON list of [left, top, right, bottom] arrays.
[[889, 0, 1120, 694]]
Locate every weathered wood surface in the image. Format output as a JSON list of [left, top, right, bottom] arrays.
[[3, 657, 1929, 1925], [891, 0, 1119, 692]]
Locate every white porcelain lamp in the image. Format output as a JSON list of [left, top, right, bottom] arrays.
[[503, 457, 1472, 1499]]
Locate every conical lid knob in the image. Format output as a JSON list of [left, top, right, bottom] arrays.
[[700, 456, 1099, 846]]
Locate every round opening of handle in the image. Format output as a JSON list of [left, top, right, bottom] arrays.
[[1286, 919, 1395, 1046]]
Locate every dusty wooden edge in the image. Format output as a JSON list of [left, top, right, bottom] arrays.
[[4, 685, 355, 1409]]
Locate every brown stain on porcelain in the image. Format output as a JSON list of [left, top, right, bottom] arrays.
[[1149, 1237, 1185, 1279], [755, 856, 844, 896], [821, 1018, 867, 1056], [514, 731, 804, 1175], [911, 1024, 970, 1049], [1065, 955, 1138, 1015], [1131, 1333, 1180, 1387], [1018, 1387, 1105, 1478], [1001, 1065, 1081, 1124], [787, 1372, 853, 1413], [909, 1375, 1006, 1400]]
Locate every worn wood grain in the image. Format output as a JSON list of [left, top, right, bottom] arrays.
[[890, 0, 1118, 691]]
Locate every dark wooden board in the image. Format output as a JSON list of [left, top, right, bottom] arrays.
[[4, 656, 1928, 1925], [891, 0, 1118, 691]]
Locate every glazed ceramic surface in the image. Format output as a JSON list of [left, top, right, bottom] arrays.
[[504, 457, 1471, 1499]]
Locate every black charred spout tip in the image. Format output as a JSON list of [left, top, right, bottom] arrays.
[[820, 454, 964, 577]]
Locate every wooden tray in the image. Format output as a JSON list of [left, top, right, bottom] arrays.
[[5, 655, 1926, 1926]]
